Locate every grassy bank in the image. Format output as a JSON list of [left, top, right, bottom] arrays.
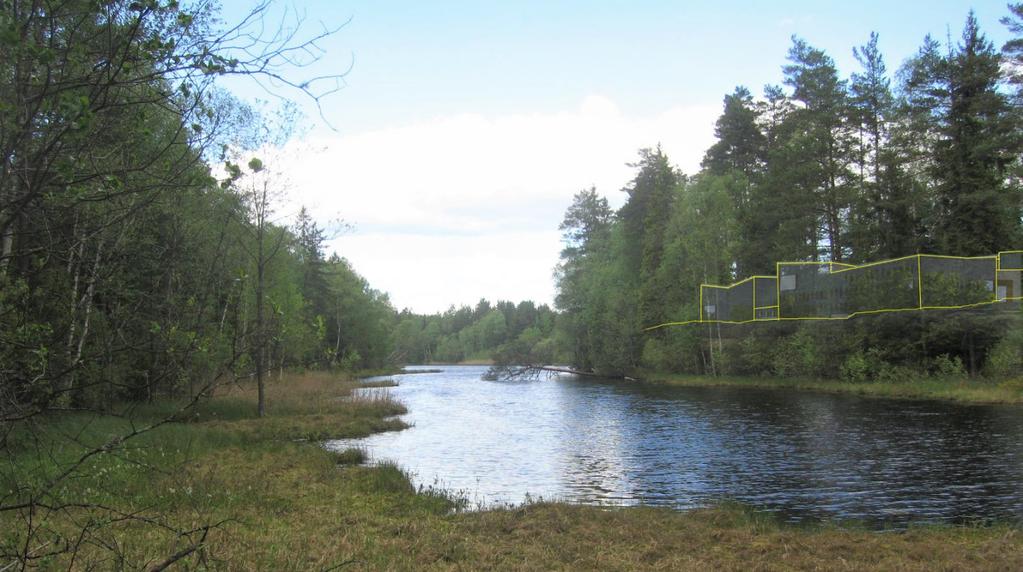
[[423, 359, 494, 366], [3, 373, 1021, 570], [355, 365, 406, 378], [647, 372, 1023, 405]]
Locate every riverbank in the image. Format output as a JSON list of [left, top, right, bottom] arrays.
[[356, 366, 444, 378], [426, 358, 495, 365], [647, 372, 1023, 405], [3, 372, 1021, 570]]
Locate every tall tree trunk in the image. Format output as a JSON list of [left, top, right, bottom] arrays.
[[334, 310, 343, 368], [1, 155, 19, 277], [66, 240, 103, 404], [966, 330, 976, 377], [706, 324, 716, 377], [255, 213, 266, 418], [0, 218, 12, 275]]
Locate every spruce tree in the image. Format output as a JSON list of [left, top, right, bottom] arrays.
[[902, 13, 1022, 255]]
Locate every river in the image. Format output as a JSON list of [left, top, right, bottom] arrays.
[[327, 365, 1023, 526]]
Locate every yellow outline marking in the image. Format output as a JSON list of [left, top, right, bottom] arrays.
[[644, 299, 1016, 331], [776, 262, 782, 319], [919, 254, 996, 260], [998, 250, 1023, 272], [699, 284, 704, 321], [646, 251, 1022, 331], [916, 254, 923, 309], [829, 253, 919, 275]]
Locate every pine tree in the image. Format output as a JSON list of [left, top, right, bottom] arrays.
[[783, 37, 855, 261], [702, 86, 767, 182], [702, 87, 768, 278]]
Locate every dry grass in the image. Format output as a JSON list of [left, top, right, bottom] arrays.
[[83, 445, 1023, 571], [3, 371, 1022, 570], [196, 372, 408, 440]]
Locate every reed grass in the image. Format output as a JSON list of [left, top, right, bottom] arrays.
[[330, 446, 368, 465]]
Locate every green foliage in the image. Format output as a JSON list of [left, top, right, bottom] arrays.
[[770, 326, 827, 378], [985, 319, 1023, 377], [840, 348, 897, 383], [930, 354, 967, 379], [0, 0, 398, 421], [903, 14, 1023, 256], [640, 338, 673, 373], [391, 299, 560, 365], [340, 349, 363, 371], [0, 1, 404, 566], [921, 272, 992, 307], [555, 11, 1023, 382]]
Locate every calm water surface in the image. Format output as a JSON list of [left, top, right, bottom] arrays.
[[327, 365, 1023, 526]]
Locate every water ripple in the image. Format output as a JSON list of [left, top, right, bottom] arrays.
[[327, 366, 1023, 527]]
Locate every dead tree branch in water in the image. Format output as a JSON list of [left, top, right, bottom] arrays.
[[483, 365, 638, 382]]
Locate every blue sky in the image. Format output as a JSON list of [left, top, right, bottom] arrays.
[[217, 1, 1015, 312]]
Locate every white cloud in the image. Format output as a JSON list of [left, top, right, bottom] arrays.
[[327, 231, 563, 313], [277, 95, 718, 313]]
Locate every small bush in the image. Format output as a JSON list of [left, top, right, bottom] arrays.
[[772, 326, 827, 378], [736, 333, 774, 375], [931, 353, 967, 379], [840, 351, 870, 383], [640, 337, 673, 373], [984, 325, 1023, 378], [340, 349, 362, 371], [840, 348, 900, 383]]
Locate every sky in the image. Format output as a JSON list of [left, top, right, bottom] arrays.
[[217, 0, 1014, 313]]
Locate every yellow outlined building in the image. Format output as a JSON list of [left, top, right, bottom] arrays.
[[646, 251, 1023, 331]]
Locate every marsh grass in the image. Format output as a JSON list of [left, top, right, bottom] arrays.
[[330, 446, 368, 465], [360, 378, 399, 388], [190, 372, 409, 441], [652, 373, 1023, 404], [3, 371, 1022, 570]]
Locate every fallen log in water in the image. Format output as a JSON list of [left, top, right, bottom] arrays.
[[483, 364, 638, 382]]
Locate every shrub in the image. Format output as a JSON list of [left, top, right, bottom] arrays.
[[984, 324, 1023, 378], [931, 353, 967, 379], [772, 326, 827, 378], [640, 338, 673, 372], [840, 351, 871, 383], [840, 347, 898, 383]]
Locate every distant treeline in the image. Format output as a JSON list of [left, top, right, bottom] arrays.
[[392, 300, 562, 365], [555, 10, 1023, 380]]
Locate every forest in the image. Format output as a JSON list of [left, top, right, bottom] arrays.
[[0, 1, 404, 421], [391, 300, 561, 365], [554, 11, 1023, 380]]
